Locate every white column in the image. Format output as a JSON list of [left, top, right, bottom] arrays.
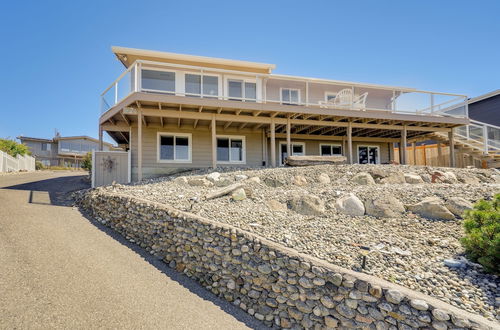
[[347, 122, 353, 164], [270, 120, 276, 167], [137, 109, 143, 182], [400, 126, 407, 165], [211, 115, 217, 169], [286, 117, 291, 162]]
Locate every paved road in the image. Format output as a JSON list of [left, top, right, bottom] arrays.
[[0, 171, 263, 329]]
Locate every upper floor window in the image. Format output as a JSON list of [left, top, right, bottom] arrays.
[[228, 79, 256, 102], [142, 70, 175, 93], [185, 74, 219, 97], [41, 143, 51, 151], [325, 92, 336, 102], [281, 88, 300, 105]]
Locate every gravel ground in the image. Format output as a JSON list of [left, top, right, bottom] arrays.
[[96, 164, 500, 322]]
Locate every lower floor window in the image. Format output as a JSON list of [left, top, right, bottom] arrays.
[[358, 146, 379, 164], [158, 133, 191, 162], [217, 136, 244, 163], [320, 144, 342, 156]]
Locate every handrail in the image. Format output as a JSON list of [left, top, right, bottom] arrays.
[[100, 62, 137, 96]]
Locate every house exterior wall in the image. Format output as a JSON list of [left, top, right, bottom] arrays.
[[269, 139, 390, 165], [130, 125, 265, 179], [128, 124, 393, 180], [468, 94, 500, 126]]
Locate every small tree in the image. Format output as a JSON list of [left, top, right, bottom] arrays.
[[0, 138, 30, 157], [82, 152, 92, 174], [460, 194, 500, 274]]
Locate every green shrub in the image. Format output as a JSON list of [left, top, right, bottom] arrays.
[[0, 138, 30, 157], [460, 194, 500, 274], [82, 152, 92, 174], [35, 161, 44, 170]]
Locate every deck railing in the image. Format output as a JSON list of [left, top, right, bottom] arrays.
[[455, 120, 500, 153], [100, 60, 468, 119]]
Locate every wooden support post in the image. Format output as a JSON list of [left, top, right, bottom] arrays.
[[347, 122, 353, 164], [400, 126, 407, 165], [437, 143, 443, 166], [270, 120, 276, 167], [262, 128, 267, 166], [211, 115, 217, 169], [412, 142, 417, 165], [98, 126, 103, 151], [286, 117, 291, 162], [423, 144, 427, 166], [388, 142, 394, 162], [449, 130, 456, 168], [137, 109, 143, 182]]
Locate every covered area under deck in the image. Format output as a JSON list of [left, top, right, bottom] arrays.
[[99, 93, 467, 181]]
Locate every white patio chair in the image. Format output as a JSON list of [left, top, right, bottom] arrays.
[[352, 92, 368, 110], [318, 88, 353, 108], [333, 88, 353, 107]]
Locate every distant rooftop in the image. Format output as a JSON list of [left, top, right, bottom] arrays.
[[18, 135, 115, 147]]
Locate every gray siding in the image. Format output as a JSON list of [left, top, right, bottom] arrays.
[[468, 94, 500, 126]]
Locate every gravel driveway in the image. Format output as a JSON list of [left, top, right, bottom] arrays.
[[0, 171, 264, 329]]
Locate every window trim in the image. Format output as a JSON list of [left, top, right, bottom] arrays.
[[357, 145, 380, 164], [319, 143, 343, 156], [141, 68, 177, 94], [225, 76, 257, 102], [216, 135, 246, 164], [280, 88, 301, 105], [156, 132, 192, 163], [184, 72, 220, 98], [279, 141, 306, 165], [325, 92, 337, 101]]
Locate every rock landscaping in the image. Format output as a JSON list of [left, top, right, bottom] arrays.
[[78, 164, 500, 327]]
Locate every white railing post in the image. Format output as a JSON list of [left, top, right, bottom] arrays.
[[392, 90, 396, 111], [114, 82, 118, 104], [483, 125, 489, 153], [200, 69, 204, 98], [430, 94, 434, 114], [305, 81, 309, 106]]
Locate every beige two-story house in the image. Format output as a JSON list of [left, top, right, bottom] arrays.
[[19, 135, 114, 167], [99, 46, 473, 181]]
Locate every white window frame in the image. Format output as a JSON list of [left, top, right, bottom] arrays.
[[279, 141, 305, 165], [141, 67, 177, 94], [157, 132, 192, 163], [216, 135, 246, 164], [184, 72, 220, 98], [357, 145, 380, 164], [325, 92, 337, 102], [280, 88, 301, 105], [319, 143, 342, 156], [225, 75, 258, 102]]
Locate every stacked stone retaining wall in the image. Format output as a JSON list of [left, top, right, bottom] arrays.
[[79, 191, 497, 329]]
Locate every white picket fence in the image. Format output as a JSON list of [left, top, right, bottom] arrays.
[[0, 151, 36, 172]]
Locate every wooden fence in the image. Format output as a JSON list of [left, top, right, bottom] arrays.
[[91, 150, 130, 188], [394, 144, 484, 168], [0, 151, 36, 172]]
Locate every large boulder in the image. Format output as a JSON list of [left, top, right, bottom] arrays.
[[369, 168, 390, 180], [289, 194, 325, 216], [365, 196, 405, 218], [264, 177, 286, 187], [457, 173, 481, 184], [431, 171, 458, 184], [408, 197, 455, 220], [267, 199, 288, 212], [445, 197, 473, 218], [317, 173, 331, 184], [351, 172, 375, 185], [379, 172, 406, 184], [291, 175, 308, 186], [404, 173, 424, 184], [335, 193, 365, 216], [206, 172, 221, 182], [188, 177, 213, 187]]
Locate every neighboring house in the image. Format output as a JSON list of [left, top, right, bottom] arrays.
[[99, 46, 475, 181], [18, 135, 115, 168], [467, 89, 500, 126]]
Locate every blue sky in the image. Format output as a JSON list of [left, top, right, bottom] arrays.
[[0, 0, 499, 144]]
